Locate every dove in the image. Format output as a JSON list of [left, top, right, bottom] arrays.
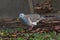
[[19, 13, 45, 30]]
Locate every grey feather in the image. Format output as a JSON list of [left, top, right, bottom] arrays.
[[26, 14, 41, 22]]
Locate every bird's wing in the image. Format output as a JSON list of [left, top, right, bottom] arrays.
[[25, 14, 45, 26], [27, 14, 40, 22], [27, 17, 38, 26], [26, 14, 40, 25]]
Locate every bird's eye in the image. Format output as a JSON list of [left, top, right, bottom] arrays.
[[20, 15, 22, 16]]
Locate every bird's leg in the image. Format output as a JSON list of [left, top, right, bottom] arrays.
[[28, 26, 33, 31]]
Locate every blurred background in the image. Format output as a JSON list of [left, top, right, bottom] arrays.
[[0, 0, 60, 18]]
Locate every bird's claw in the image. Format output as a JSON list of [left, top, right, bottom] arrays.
[[27, 27, 33, 31]]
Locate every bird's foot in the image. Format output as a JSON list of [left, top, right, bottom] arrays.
[[28, 28, 32, 31], [27, 27, 33, 31]]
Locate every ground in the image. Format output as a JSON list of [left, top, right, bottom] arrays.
[[0, 27, 60, 40], [0, 18, 60, 40]]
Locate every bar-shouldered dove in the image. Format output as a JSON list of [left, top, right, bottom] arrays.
[[19, 13, 45, 30]]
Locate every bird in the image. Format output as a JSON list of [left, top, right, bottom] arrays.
[[18, 13, 45, 30]]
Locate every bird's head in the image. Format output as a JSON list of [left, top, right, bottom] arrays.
[[19, 13, 25, 18]]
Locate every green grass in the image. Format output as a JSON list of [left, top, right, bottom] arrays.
[[0, 27, 59, 40], [19, 32, 59, 40]]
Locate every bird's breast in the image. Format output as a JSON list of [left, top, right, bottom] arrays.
[[20, 17, 29, 25]]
